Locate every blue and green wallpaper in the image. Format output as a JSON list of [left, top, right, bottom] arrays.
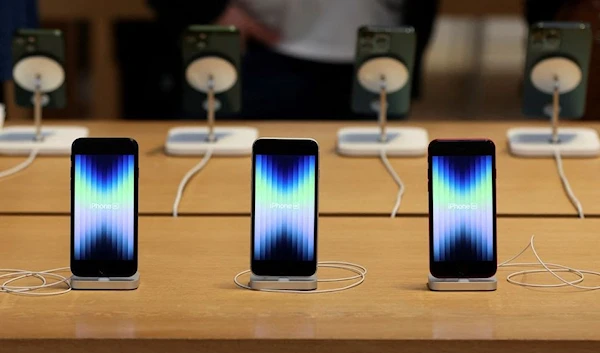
[[432, 155, 493, 262], [73, 154, 135, 261], [253, 154, 316, 261]]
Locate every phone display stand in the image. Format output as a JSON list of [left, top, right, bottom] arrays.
[[249, 274, 318, 291], [508, 57, 600, 157], [71, 272, 140, 290], [427, 274, 497, 291], [165, 56, 257, 156], [0, 55, 88, 156], [337, 57, 428, 157]]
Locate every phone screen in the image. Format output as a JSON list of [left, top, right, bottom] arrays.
[[429, 142, 496, 278], [73, 154, 135, 262], [253, 154, 316, 261], [251, 140, 318, 276]]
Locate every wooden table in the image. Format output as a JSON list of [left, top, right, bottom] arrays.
[[2, 215, 600, 352], [0, 121, 598, 216]]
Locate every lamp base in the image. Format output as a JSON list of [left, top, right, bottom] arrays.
[[165, 126, 258, 156], [336, 127, 428, 157], [0, 126, 88, 155], [507, 127, 600, 157]]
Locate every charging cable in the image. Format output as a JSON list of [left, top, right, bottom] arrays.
[[499, 235, 600, 290], [0, 149, 39, 179], [234, 261, 367, 294], [379, 149, 405, 218], [172, 149, 214, 217], [553, 149, 584, 218], [0, 103, 5, 130], [0, 267, 71, 296]]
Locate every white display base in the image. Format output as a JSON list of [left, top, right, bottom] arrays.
[[165, 126, 258, 156], [249, 274, 317, 291], [428, 274, 497, 291], [507, 127, 600, 157], [0, 125, 88, 155], [71, 272, 140, 290], [337, 126, 428, 156]]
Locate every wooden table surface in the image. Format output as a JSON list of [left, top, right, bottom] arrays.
[[0, 120, 599, 216], [1, 215, 600, 352]]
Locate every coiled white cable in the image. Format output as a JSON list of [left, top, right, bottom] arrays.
[[553, 149, 584, 218], [0, 267, 71, 296], [0, 149, 38, 179], [379, 149, 405, 218], [233, 261, 367, 294], [172, 149, 214, 217], [499, 235, 600, 290]]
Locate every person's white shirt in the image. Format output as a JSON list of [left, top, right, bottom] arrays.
[[236, 0, 401, 63]]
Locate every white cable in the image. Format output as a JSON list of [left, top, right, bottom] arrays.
[[0, 267, 71, 296], [553, 149, 584, 218], [379, 149, 404, 218], [0, 103, 5, 130], [0, 148, 38, 179], [499, 235, 600, 290], [172, 149, 214, 217], [233, 261, 367, 294]]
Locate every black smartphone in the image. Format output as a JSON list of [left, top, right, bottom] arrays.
[[352, 26, 416, 117], [70, 138, 139, 278], [12, 28, 66, 108], [428, 139, 497, 278], [523, 22, 592, 118], [182, 25, 241, 114], [251, 138, 319, 277]]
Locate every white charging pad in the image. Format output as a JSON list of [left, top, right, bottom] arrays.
[[507, 127, 600, 157], [337, 126, 428, 156], [71, 272, 140, 290], [427, 274, 497, 291], [165, 126, 258, 156], [0, 125, 88, 155], [185, 56, 237, 93], [249, 274, 317, 291], [13, 56, 65, 92], [530, 57, 581, 94], [357, 57, 407, 94]]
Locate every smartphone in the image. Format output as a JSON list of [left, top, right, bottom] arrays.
[[71, 138, 139, 278], [182, 25, 241, 114], [351, 26, 416, 117], [428, 139, 497, 278], [251, 138, 319, 277], [12, 28, 66, 108], [523, 22, 592, 118]]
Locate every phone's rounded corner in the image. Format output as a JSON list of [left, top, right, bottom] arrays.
[[251, 138, 263, 150], [427, 139, 440, 153], [71, 137, 84, 149], [306, 138, 319, 150]]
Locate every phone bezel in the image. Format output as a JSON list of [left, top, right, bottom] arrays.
[[428, 139, 497, 278], [70, 138, 139, 278], [251, 138, 319, 277]]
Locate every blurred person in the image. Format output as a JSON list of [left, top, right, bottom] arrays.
[[142, 0, 438, 119], [0, 0, 38, 105]]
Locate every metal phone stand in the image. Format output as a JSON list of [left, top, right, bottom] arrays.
[[427, 274, 497, 291], [165, 56, 257, 156], [337, 57, 428, 156], [71, 272, 140, 290], [249, 274, 317, 291], [508, 57, 600, 157], [0, 55, 88, 155]]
